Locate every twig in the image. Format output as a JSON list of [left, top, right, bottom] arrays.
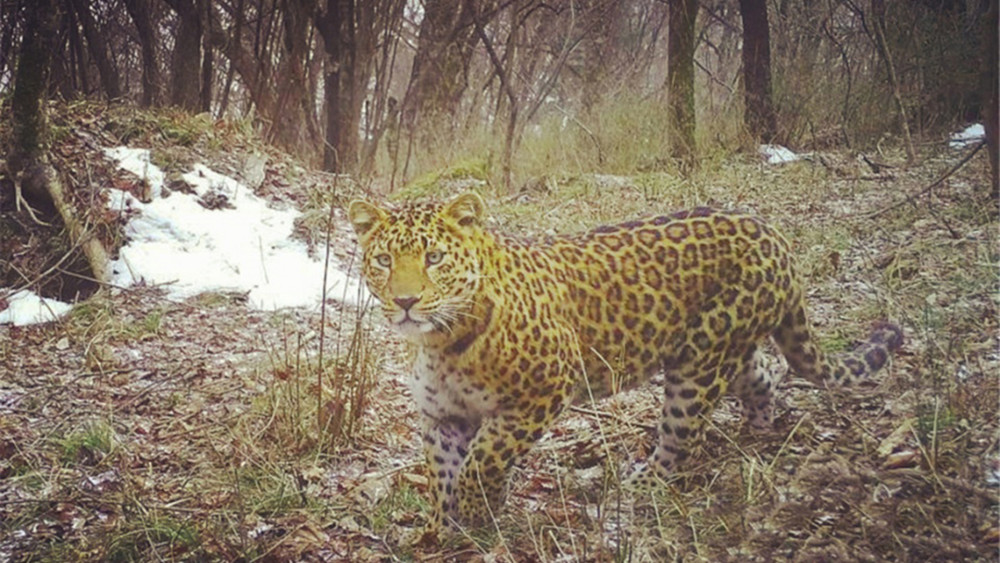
[[867, 141, 985, 219], [568, 404, 656, 433], [14, 177, 52, 226]]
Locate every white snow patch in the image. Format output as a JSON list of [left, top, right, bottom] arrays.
[[103, 147, 367, 310], [0, 290, 74, 326], [103, 146, 166, 199], [949, 123, 985, 148], [758, 144, 801, 164]]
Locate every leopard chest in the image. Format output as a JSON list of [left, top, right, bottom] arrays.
[[409, 346, 501, 425]]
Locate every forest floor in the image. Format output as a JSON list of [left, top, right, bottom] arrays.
[[1, 105, 998, 561]]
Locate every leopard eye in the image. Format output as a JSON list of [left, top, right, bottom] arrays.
[[375, 253, 392, 268], [425, 250, 445, 266]]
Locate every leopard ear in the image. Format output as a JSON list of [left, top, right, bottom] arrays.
[[348, 200, 387, 238], [441, 192, 485, 228]]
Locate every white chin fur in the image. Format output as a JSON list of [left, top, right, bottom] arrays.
[[390, 314, 435, 337]]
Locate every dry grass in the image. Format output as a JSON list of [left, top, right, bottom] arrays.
[[1, 104, 997, 561]]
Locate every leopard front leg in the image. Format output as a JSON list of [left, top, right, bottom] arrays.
[[455, 408, 561, 526], [422, 416, 477, 535]]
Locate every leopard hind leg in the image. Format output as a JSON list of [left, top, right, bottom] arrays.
[[730, 344, 781, 430], [628, 342, 754, 489]]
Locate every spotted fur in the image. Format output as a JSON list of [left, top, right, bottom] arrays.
[[348, 192, 902, 535]]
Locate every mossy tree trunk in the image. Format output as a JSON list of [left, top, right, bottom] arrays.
[[8, 0, 109, 285], [9, 0, 60, 177], [667, 0, 698, 171]]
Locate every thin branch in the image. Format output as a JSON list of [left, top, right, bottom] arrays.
[[867, 141, 985, 219]]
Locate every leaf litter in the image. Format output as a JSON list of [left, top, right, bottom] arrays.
[[0, 104, 997, 561]]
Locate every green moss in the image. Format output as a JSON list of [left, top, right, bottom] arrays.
[[394, 157, 490, 200]]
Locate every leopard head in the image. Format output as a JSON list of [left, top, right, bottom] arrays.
[[348, 192, 487, 339]]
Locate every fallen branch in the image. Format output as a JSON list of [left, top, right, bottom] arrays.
[[867, 141, 985, 220], [21, 157, 111, 285]]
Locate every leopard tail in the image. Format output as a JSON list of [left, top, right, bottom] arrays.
[[774, 297, 903, 386]]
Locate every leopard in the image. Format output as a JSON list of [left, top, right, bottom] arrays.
[[348, 191, 902, 537]]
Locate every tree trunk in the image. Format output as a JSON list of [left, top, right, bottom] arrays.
[[317, 0, 362, 173], [168, 0, 202, 111], [124, 0, 162, 107], [983, 0, 998, 194], [68, 0, 122, 100], [199, 0, 213, 112], [8, 0, 109, 285], [667, 0, 698, 170], [400, 0, 481, 133], [739, 0, 778, 142], [473, 11, 516, 190], [9, 0, 60, 177], [263, 0, 320, 161]]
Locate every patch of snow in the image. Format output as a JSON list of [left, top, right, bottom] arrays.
[[758, 144, 801, 164], [103, 146, 367, 311], [949, 123, 985, 148], [103, 146, 166, 199], [0, 290, 73, 326], [986, 453, 1000, 488]]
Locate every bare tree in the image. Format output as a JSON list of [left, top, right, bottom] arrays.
[[7, 0, 109, 284], [739, 0, 777, 142], [984, 0, 998, 193], [68, 0, 122, 100], [667, 0, 698, 169], [400, 0, 482, 134], [317, 0, 358, 172], [869, 0, 914, 162], [166, 0, 203, 111], [124, 0, 163, 107]]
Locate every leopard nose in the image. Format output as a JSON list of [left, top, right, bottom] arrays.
[[393, 296, 420, 311]]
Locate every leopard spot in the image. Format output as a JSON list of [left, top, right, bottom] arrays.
[[637, 229, 662, 247], [739, 218, 762, 239], [694, 371, 717, 387], [693, 331, 712, 351], [604, 235, 623, 251], [865, 347, 888, 370], [681, 244, 699, 269], [705, 384, 721, 402], [692, 220, 714, 240], [713, 216, 737, 235], [666, 224, 690, 243], [644, 266, 663, 289]]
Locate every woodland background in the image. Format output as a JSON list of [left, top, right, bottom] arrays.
[[2, 0, 997, 190]]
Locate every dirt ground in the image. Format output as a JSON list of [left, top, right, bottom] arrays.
[[1, 107, 997, 561]]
